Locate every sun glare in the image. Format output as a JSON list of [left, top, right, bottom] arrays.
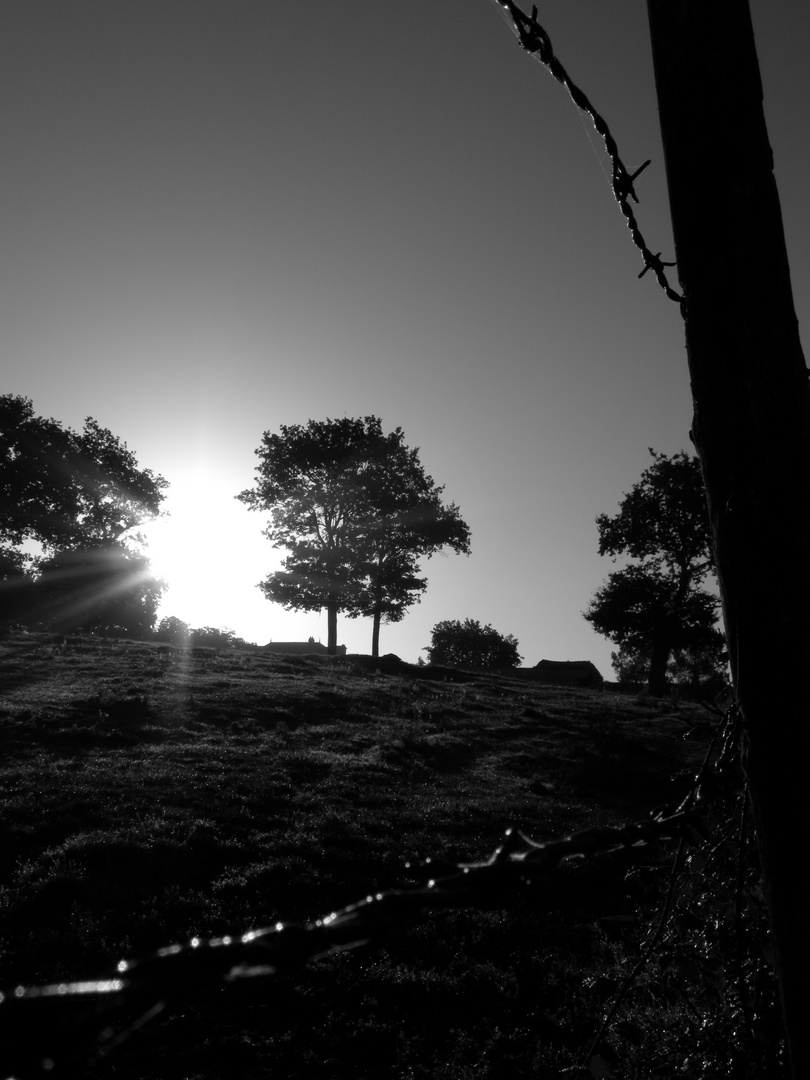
[[143, 514, 205, 597], [138, 480, 274, 639]]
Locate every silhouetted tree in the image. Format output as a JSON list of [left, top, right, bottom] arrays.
[[238, 416, 469, 654], [425, 619, 521, 670], [584, 450, 720, 695]]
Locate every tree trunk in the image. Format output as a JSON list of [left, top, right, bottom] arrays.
[[647, 568, 694, 696], [369, 557, 385, 658], [326, 601, 338, 655], [647, 3, 810, 1073], [646, 631, 670, 697]]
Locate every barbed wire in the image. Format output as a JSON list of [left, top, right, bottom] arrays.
[[0, 705, 740, 1077], [491, 0, 682, 303]]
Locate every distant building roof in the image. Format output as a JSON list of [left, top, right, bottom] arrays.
[[261, 639, 346, 656], [529, 659, 603, 687]]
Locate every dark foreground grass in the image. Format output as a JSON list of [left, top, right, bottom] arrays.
[[0, 632, 762, 1079]]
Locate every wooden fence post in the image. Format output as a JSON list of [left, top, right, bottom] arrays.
[[646, 2, 810, 1073]]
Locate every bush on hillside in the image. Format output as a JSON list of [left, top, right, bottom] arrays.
[[424, 618, 521, 670]]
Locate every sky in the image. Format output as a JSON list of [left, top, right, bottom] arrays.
[[2, 2, 808, 675]]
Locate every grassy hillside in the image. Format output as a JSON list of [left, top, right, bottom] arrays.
[[0, 633, 764, 1079]]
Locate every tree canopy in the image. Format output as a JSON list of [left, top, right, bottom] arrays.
[[424, 618, 521, 670], [237, 416, 470, 654], [584, 450, 724, 694]]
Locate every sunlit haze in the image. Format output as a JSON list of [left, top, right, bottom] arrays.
[[2, 2, 808, 671]]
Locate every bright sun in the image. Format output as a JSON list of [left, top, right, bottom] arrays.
[[137, 478, 274, 638], [143, 512, 210, 596]]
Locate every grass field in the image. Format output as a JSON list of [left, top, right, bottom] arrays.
[[0, 632, 775, 1079]]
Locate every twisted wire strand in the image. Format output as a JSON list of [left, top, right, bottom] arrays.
[[492, 0, 682, 303], [0, 707, 739, 1074]]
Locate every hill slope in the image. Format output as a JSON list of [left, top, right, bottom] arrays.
[[0, 632, 713, 1079]]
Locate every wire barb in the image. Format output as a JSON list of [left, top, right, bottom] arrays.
[[638, 251, 678, 279]]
